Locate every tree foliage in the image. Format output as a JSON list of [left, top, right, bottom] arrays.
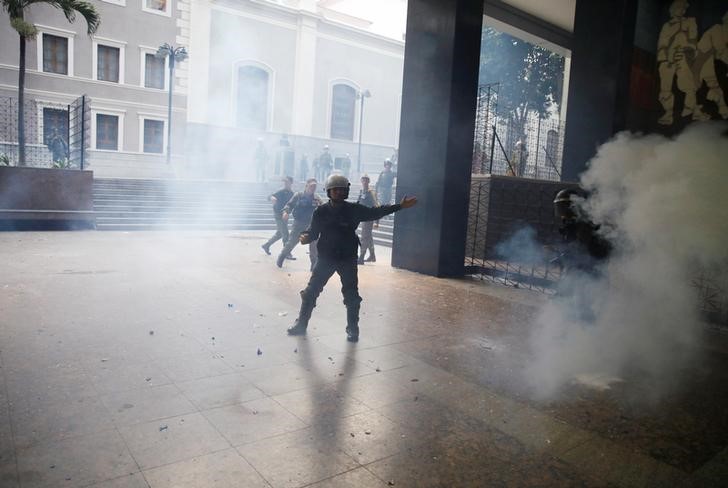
[[479, 26, 565, 130]]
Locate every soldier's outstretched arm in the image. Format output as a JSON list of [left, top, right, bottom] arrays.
[[356, 195, 417, 222]]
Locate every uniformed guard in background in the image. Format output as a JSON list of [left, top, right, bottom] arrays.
[[262, 176, 294, 256], [357, 174, 379, 264], [277, 178, 322, 269]]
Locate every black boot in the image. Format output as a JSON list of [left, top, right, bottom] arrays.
[[287, 296, 315, 336], [287, 318, 308, 335], [364, 251, 376, 263], [345, 304, 360, 342]]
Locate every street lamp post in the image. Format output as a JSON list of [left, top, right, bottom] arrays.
[[356, 89, 371, 174], [156, 43, 188, 164]]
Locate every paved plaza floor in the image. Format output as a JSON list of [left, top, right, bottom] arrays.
[[1, 231, 727, 487]]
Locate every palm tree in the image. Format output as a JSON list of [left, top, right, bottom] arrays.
[[1, 0, 99, 166]]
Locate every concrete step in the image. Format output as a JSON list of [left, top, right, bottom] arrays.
[[91, 177, 395, 247]]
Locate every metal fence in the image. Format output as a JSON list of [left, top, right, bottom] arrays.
[[471, 83, 565, 181], [464, 175, 566, 293], [0, 95, 89, 169]]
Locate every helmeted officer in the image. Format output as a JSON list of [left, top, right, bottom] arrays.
[[553, 188, 611, 274], [286, 174, 417, 342]]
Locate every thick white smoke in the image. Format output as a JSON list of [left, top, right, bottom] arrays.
[[526, 122, 728, 401]]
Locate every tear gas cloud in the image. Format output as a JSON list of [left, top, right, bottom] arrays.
[[525, 122, 728, 400]]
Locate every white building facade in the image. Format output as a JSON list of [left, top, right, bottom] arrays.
[[185, 0, 405, 181], [0, 0, 189, 178]]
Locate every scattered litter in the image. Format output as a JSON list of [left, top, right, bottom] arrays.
[[388, 481, 395, 486], [338, 373, 344, 376], [410, 378, 419, 382], [251, 410, 258, 415], [228, 303, 234, 308], [293, 348, 298, 353], [365, 430, 371, 435], [257, 348, 263, 356], [66, 477, 72, 481], [278, 311, 288, 317], [350, 433, 355, 437], [145, 377, 152, 382], [211, 337, 215, 341], [259, 313, 265, 317], [414, 396, 418, 401], [327, 357, 333, 361], [50, 465, 55, 469], [149, 330, 154, 335], [546, 439, 551, 444], [100, 358, 109, 362], [375, 367, 381, 372], [159, 425, 168, 432]]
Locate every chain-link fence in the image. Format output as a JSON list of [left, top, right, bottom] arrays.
[[0, 95, 89, 169], [471, 83, 565, 181]]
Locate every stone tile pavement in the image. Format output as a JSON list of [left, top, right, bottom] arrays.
[[0, 231, 726, 487]]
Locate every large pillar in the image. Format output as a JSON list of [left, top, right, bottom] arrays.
[[392, 0, 483, 277], [561, 0, 638, 181]]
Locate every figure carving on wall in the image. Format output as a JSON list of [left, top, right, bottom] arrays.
[[657, 0, 709, 125], [695, 10, 728, 120]]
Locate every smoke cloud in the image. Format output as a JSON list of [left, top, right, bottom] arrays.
[[525, 122, 728, 401]]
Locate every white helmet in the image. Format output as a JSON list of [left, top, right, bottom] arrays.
[[325, 174, 350, 191]]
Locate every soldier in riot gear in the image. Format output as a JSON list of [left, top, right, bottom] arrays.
[[286, 174, 417, 342], [553, 188, 611, 275]]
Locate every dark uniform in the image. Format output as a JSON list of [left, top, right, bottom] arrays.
[[357, 184, 379, 263], [375, 163, 396, 205], [262, 184, 293, 254], [277, 188, 322, 269], [294, 200, 402, 339], [319, 149, 333, 180]]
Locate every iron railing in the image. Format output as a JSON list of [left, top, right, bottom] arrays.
[[471, 83, 565, 181], [0, 95, 88, 169]]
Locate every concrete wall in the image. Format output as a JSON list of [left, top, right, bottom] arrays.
[[0, 166, 94, 229], [466, 175, 577, 260]]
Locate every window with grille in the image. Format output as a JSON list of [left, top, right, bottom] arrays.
[[43, 34, 68, 75], [143, 119, 164, 153], [330, 84, 356, 140], [97, 45, 120, 82], [43, 108, 69, 145], [96, 114, 119, 150], [236, 66, 268, 130], [145, 53, 165, 89]]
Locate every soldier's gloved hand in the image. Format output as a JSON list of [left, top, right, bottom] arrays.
[[299, 232, 312, 244], [400, 195, 418, 208], [282, 212, 289, 221]]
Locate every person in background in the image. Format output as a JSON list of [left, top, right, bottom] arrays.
[[357, 173, 379, 264], [319, 145, 333, 180], [262, 176, 294, 256], [254, 138, 268, 182], [276, 178, 322, 270], [374, 158, 396, 205]]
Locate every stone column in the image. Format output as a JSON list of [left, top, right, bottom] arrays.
[[392, 0, 484, 277], [561, 0, 638, 181]]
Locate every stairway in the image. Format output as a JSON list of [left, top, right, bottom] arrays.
[[93, 178, 276, 231], [93, 178, 395, 247]]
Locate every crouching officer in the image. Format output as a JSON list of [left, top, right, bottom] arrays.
[[553, 187, 611, 276], [287, 174, 417, 342]]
